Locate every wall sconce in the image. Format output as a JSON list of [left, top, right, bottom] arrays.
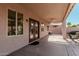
[[26, 19, 28, 22]]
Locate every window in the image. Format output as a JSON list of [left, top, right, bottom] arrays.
[[17, 13, 23, 35], [47, 26, 49, 31], [8, 9, 23, 36], [8, 10, 16, 35], [41, 23, 44, 31], [41, 28, 44, 31]]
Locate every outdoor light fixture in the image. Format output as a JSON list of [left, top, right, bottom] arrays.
[[26, 19, 28, 22]]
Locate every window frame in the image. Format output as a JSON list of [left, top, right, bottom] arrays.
[[7, 9, 23, 37]]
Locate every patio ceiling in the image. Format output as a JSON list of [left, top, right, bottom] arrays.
[[22, 3, 74, 23]]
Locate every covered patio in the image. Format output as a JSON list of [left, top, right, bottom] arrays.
[[0, 3, 77, 56]]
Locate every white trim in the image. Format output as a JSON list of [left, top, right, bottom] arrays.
[[16, 10, 17, 35], [6, 8, 8, 38]]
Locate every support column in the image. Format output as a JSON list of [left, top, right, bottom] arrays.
[[62, 19, 67, 40]]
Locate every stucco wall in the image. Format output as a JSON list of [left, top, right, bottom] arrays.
[[49, 25, 62, 34], [40, 24, 48, 38], [0, 4, 49, 55]]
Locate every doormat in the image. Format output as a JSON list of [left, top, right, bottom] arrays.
[[29, 41, 39, 45]]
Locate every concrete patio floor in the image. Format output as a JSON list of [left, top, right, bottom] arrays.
[[8, 34, 79, 56]]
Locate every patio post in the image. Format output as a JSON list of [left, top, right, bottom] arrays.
[[62, 19, 67, 40]]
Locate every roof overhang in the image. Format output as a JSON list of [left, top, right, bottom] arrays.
[[21, 3, 75, 24]]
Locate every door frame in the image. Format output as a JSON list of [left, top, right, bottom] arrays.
[[29, 18, 40, 43]]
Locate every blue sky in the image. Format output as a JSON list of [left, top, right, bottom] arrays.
[[66, 4, 79, 25]]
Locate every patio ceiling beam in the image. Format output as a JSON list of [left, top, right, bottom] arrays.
[[62, 3, 75, 22]]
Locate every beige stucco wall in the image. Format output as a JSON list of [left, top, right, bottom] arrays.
[[49, 19, 67, 39], [0, 4, 49, 55], [40, 24, 48, 38], [61, 19, 67, 39], [49, 25, 62, 34]]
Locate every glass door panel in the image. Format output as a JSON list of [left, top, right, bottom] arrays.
[[34, 22, 39, 39], [29, 18, 39, 42], [29, 21, 35, 41]]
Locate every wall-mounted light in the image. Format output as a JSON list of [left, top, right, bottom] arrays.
[[26, 19, 28, 22]]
